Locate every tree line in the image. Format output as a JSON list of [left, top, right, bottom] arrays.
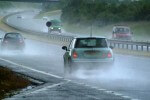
[[60, 0, 150, 26], [0, 1, 13, 9]]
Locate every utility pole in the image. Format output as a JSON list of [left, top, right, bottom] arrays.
[[90, 23, 93, 37]]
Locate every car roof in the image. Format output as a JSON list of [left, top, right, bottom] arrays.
[[0, 32, 20, 38], [113, 25, 130, 28], [5, 32, 21, 35], [4, 32, 22, 38], [74, 36, 106, 39]]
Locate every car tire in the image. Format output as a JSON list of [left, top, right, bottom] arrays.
[[64, 59, 72, 76]]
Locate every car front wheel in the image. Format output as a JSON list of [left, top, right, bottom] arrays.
[[64, 59, 72, 76]]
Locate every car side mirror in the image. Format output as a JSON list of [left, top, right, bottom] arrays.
[[109, 46, 114, 49], [62, 46, 67, 51]]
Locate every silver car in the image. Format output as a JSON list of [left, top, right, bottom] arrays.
[[112, 26, 133, 40], [62, 37, 114, 74]]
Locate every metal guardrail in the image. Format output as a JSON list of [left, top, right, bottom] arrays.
[[108, 39, 150, 52], [2, 11, 150, 52]]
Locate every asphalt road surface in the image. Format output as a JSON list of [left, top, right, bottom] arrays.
[[0, 38, 150, 100]]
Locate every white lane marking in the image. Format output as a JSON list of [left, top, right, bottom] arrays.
[[105, 91, 114, 94], [121, 95, 130, 98], [114, 92, 123, 96], [86, 95, 100, 100], [91, 86, 99, 89], [0, 57, 63, 79], [27, 82, 66, 95], [98, 89, 106, 91]]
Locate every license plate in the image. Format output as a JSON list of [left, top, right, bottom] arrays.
[[84, 50, 100, 55]]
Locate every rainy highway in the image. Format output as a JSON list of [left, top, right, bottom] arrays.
[[1, 11, 150, 100], [0, 38, 150, 100]]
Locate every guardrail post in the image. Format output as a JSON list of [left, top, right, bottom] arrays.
[[114, 43, 116, 48], [59, 36, 60, 41], [118, 43, 120, 48], [122, 44, 124, 49], [131, 45, 133, 50], [65, 38, 67, 42], [67, 38, 69, 42], [147, 45, 149, 52], [127, 44, 128, 49], [136, 45, 138, 51], [141, 45, 143, 51]]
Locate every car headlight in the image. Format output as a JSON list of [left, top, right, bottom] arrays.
[[58, 28, 61, 30], [50, 27, 53, 29]]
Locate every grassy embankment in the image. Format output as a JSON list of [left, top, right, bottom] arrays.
[[63, 21, 150, 41], [0, 67, 31, 99], [35, 10, 61, 19]]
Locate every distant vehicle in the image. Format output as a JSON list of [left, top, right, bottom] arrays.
[[48, 19, 62, 33], [112, 26, 133, 40], [1, 32, 25, 51], [62, 37, 114, 74], [17, 15, 24, 19]]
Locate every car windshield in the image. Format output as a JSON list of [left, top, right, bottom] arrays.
[[115, 28, 130, 33], [5, 33, 22, 39], [75, 38, 107, 48], [51, 20, 61, 26]]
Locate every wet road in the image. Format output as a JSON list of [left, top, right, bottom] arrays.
[[6, 11, 49, 33], [0, 39, 150, 100]]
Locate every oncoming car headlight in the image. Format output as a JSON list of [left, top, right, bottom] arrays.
[[50, 27, 53, 29], [58, 28, 61, 30]]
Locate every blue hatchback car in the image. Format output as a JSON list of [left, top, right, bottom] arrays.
[[62, 37, 114, 74]]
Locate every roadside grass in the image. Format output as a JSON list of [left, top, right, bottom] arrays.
[[130, 21, 150, 41], [63, 21, 150, 41], [0, 16, 16, 32], [0, 66, 31, 99], [34, 10, 61, 19]]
